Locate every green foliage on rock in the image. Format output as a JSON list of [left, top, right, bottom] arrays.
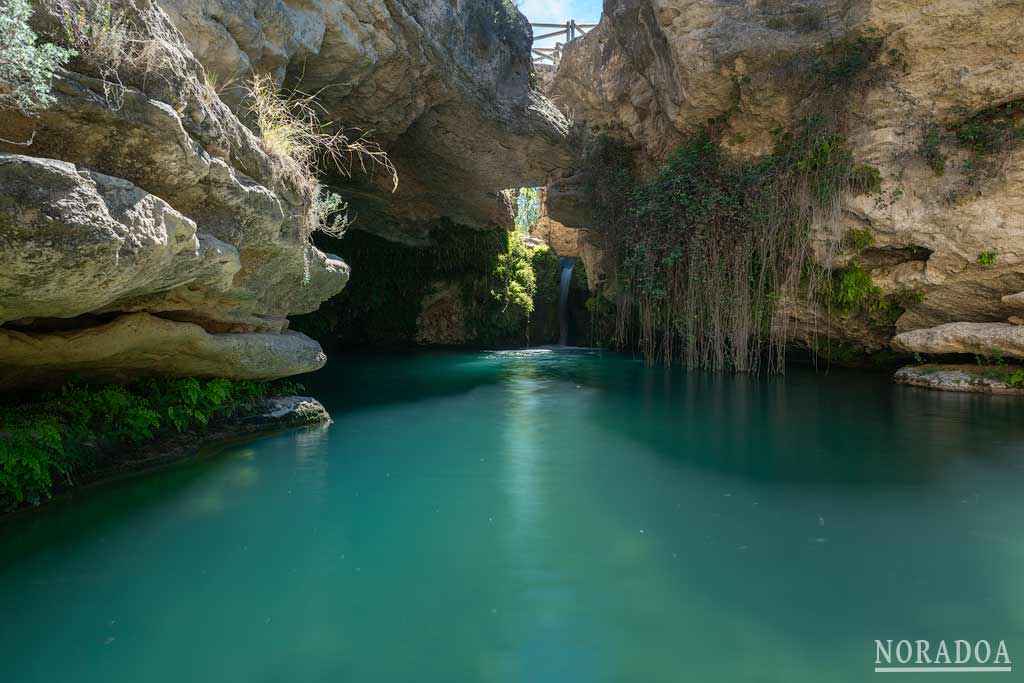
[[0, 0, 73, 115], [0, 378, 292, 510], [829, 262, 903, 328], [842, 228, 875, 252], [573, 31, 894, 371], [950, 100, 1024, 157], [579, 120, 882, 370], [977, 251, 997, 267], [295, 221, 542, 348], [471, 229, 536, 344], [531, 244, 561, 307], [921, 99, 1023, 192], [919, 123, 947, 176]]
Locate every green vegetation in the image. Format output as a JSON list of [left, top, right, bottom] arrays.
[[843, 228, 875, 252], [920, 99, 1023, 192], [514, 187, 541, 233], [0, 377, 295, 510], [829, 262, 903, 328], [531, 245, 561, 307], [576, 32, 891, 371], [977, 251, 997, 267], [571, 257, 588, 291], [950, 99, 1024, 157], [919, 123, 946, 176], [482, 229, 536, 343], [992, 367, 1024, 389], [294, 221, 540, 347], [0, 0, 72, 115], [809, 32, 889, 91]]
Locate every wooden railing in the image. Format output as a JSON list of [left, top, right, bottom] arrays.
[[530, 20, 598, 66]]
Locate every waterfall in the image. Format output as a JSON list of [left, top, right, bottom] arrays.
[[558, 257, 576, 346]]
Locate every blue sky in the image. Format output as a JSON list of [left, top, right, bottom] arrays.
[[516, 0, 604, 53]]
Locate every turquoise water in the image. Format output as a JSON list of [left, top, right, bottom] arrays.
[[2, 349, 1024, 682]]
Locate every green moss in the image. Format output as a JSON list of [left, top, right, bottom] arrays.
[[0, 378, 292, 510], [832, 262, 876, 313]]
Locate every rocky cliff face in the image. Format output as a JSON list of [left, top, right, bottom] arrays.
[[0, 0, 569, 386], [163, 0, 571, 241], [546, 0, 1024, 361]]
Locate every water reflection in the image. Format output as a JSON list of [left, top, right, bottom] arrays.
[[2, 350, 1023, 683]]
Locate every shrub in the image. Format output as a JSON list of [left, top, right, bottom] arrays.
[[58, 0, 134, 71], [977, 251, 997, 267], [0, 0, 72, 116], [469, 229, 536, 343], [0, 377, 294, 509]]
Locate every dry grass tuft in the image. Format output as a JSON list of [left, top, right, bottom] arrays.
[[244, 73, 398, 241]]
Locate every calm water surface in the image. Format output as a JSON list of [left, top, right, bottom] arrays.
[[3, 349, 1024, 682]]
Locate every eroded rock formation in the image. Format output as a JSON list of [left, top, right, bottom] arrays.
[[0, 0, 569, 386], [544, 0, 1024, 360], [162, 0, 571, 240]]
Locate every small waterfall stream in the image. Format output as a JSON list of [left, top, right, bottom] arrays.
[[558, 257, 576, 346]]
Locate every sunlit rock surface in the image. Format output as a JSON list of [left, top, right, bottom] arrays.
[[0, 0, 569, 385], [545, 0, 1024, 359]]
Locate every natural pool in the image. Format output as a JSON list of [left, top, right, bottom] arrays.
[[2, 349, 1023, 682]]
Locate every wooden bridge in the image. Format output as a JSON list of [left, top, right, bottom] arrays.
[[530, 20, 598, 66]]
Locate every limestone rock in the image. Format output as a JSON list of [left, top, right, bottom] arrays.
[[894, 365, 1024, 395], [416, 282, 468, 346], [0, 154, 238, 325], [238, 396, 333, 429], [532, 188, 580, 258], [1002, 292, 1024, 308], [160, 0, 572, 235], [892, 322, 1024, 358], [0, 0, 351, 386], [546, 0, 1024, 353], [0, 313, 326, 387]]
